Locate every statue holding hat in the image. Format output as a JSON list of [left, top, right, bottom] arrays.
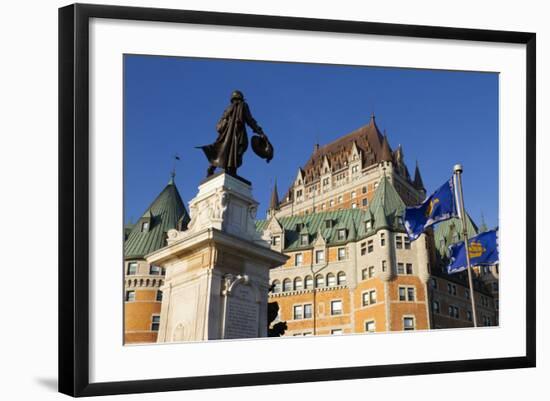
[[198, 90, 273, 177]]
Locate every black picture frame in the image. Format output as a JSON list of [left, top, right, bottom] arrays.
[[59, 3, 536, 397]]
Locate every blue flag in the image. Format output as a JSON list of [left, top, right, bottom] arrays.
[[404, 178, 457, 240], [447, 230, 499, 274]]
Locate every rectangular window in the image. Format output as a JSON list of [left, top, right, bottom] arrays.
[[369, 290, 377, 304], [397, 263, 405, 274], [304, 304, 312, 319], [467, 310, 472, 321], [337, 229, 346, 240], [293, 305, 303, 320], [399, 287, 406, 301], [382, 260, 387, 272], [380, 233, 385, 246], [337, 247, 346, 261], [365, 320, 375, 333], [315, 250, 325, 264], [362, 186, 367, 194], [465, 289, 470, 299], [295, 253, 303, 266], [396, 236, 403, 249], [367, 240, 374, 253], [151, 315, 160, 331], [368, 266, 375, 278], [362, 198, 368, 206], [300, 234, 308, 245], [404, 236, 411, 249], [351, 190, 356, 198], [156, 290, 163, 302], [361, 268, 368, 280], [149, 265, 162, 275], [365, 220, 372, 230], [452, 285, 457, 295], [360, 242, 366, 256], [331, 300, 343, 315], [492, 282, 499, 291], [125, 290, 135, 302], [141, 221, 149, 232], [331, 329, 343, 335], [272, 235, 280, 246], [399, 286, 415, 301], [362, 292, 369, 306], [403, 317, 415, 331], [127, 262, 138, 275], [433, 301, 440, 313], [406, 263, 413, 275], [447, 283, 452, 294], [430, 277, 438, 289], [338, 195, 343, 203]]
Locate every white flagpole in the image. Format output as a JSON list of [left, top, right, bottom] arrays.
[[453, 164, 478, 328]]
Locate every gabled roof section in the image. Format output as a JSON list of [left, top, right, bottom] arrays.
[[379, 134, 393, 162], [300, 115, 385, 184], [256, 209, 367, 251], [124, 179, 190, 260], [368, 175, 406, 230]]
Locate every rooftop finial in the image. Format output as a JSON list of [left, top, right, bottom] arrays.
[[371, 111, 376, 121], [169, 153, 180, 184]]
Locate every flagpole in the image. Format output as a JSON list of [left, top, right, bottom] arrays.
[[453, 164, 478, 327]]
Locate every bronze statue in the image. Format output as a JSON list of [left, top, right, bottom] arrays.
[[198, 90, 273, 177]]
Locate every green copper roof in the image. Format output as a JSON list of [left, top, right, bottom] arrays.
[[433, 215, 479, 260], [124, 179, 190, 260], [369, 175, 406, 230], [256, 175, 407, 250]]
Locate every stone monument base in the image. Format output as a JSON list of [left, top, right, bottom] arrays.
[[146, 173, 288, 342]]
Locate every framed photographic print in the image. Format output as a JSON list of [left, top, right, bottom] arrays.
[[58, 3, 536, 397]]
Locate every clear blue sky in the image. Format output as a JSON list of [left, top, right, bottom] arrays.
[[124, 55, 498, 229]]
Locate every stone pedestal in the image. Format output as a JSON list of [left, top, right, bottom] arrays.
[[146, 173, 288, 342]]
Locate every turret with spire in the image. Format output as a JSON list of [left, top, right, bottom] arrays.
[[267, 180, 280, 218], [413, 160, 426, 194]]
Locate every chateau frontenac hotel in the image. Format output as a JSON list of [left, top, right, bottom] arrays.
[[123, 115, 499, 343]]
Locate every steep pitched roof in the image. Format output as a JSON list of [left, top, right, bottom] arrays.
[[433, 215, 479, 260], [300, 115, 386, 184], [124, 178, 190, 260], [379, 134, 393, 162], [368, 175, 406, 230], [413, 161, 425, 190]]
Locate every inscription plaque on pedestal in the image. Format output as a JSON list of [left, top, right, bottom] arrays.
[[224, 283, 260, 339]]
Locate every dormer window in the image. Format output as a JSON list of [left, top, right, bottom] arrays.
[[337, 229, 346, 241], [300, 234, 309, 246], [141, 221, 149, 232], [296, 223, 304, 232], [365, 220, 373, 231], [272, 235, 281, 246], [325, 219, 333, 229]]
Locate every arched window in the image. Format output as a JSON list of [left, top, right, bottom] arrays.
[[327, 273, 336, 287], [272, 280, 281, 293], [283, 278, 292, 292], [304, 275, 313, 289], [337, 271, 347, 285], [315, 274, 325, 288], [294, 277, 303, 291]]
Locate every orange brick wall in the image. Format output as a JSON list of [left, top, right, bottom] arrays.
[[124, 288, 161, 344]]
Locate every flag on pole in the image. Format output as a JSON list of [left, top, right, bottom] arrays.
[[404, 178, 457, 240], [447, 229, 499, 274]]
